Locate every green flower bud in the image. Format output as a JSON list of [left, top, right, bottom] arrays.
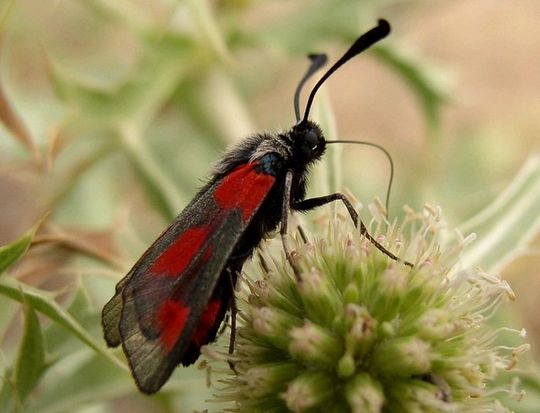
[[372, 337, 432, 377], [280, 372, 334, 412], [298, 267, 342, 327], [245, 362, 298, 397], [337, 352, 355, 378], [415, 308, 466, 340], [251, 306, 301, 350], [344, 304, 378, 358], [344, 373, 384, 413], [289, 321, 342, 366]]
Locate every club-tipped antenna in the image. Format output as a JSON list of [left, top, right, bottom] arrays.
[[294, 54, 328, 122], [301, 19, 391, 124], [327, 139, 394, 216]]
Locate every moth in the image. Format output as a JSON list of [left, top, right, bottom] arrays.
[[102, 19, 409, 394]]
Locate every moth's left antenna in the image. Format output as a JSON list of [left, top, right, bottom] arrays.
[[294, 54, 327, 122]]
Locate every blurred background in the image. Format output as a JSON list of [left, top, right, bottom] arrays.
[[0, 0, 538, 412]]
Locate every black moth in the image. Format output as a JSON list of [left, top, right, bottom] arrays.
[[102, 19, 410, 394]]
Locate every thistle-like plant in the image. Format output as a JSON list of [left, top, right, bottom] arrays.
[[206, 203, 528, 413]]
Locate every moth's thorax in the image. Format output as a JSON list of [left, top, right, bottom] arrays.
[[249, 120, 326, 171], [249, 134, 293, 164], [214, 120, 326, 178]]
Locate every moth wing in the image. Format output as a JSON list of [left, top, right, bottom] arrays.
[[102, 275, 129, 347], [102, 162, 276, 394], [121, 216, 242, 393]]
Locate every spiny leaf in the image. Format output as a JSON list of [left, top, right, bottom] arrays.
[[45, 280, 100, 355], [186, 0, 231, 63], [48, 32, 194, 130], [262, 1, 366, 53], [118, 123, 185, 221], [0, 300, 47, 411], [458, 154, 540, 272], [0, 278, 126, 371], [0, 0, 16, 33], [83, 0, 157, 31], [311, 91, 338, 197], [0, 371, 17, 413], [373, 44, 448, 136], [0, 70, 39, 160], [0, 215, 47, 275], [24, 353, 130, 413], [14, 300, 48, 403]]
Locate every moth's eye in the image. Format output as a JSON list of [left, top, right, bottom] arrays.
[[305, 130, 319, 150]]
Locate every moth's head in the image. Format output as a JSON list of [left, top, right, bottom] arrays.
[[289, 120, 326, 165], [287, 20, 390, 168]]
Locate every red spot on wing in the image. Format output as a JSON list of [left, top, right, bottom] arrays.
[[213, 163, 275, 222], [203, 245, 213, 262], [151, 226, 211, 276], [191, 299, 224, 347], [157, 300, 191, 351]]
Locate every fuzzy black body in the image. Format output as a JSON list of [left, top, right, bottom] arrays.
[[102, 121, 327, 394], [102, 18, 392, 395], [179, 121, 328, 364]]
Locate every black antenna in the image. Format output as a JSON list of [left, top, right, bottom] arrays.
[[294, 54, 328, 122], [327, 139, 394, 216], [302, 19, 391, 124]]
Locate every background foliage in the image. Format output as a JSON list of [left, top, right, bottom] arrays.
[[0, 1, 538, 412]]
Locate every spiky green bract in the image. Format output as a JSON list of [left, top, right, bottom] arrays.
[[210, 205, 526, 413]]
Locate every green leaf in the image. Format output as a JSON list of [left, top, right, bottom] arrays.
[[0, 300, 47, 412], [25, 352, 131, 413], [509, 371, 540, 413], [14, 300, 47, 403], [0, 0, 16, 30], [373, 44, 448, 136], [0, 279, 127, 372], [186, 0, 231, 63], [311, 91, 338, 197], [118, 124, 184, 221], [49, 32, 194, 131], [0, 215, 46, 274], [0, 371, 17, 413], [44, 281, 99, 355], [82, 0, 158, 31], [262, 1, 369, 53], [458, 155, 540, 272]]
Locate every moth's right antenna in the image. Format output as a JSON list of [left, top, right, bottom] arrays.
[[302, 19, 391, 124]]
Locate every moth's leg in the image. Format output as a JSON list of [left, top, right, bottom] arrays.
[[281, 170, 302, 281], [218, 313, 229, 336], [257, 251, 270, 274], [293, 193, 413, 267], [228, 294, 237, 356], [296, 224, 309, 244], [226, 268, 239, 373]]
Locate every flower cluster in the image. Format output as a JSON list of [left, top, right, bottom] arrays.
[[207, 204, 527, 413]]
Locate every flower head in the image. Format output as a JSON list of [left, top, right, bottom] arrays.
[[208, 204, 526, 412]]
